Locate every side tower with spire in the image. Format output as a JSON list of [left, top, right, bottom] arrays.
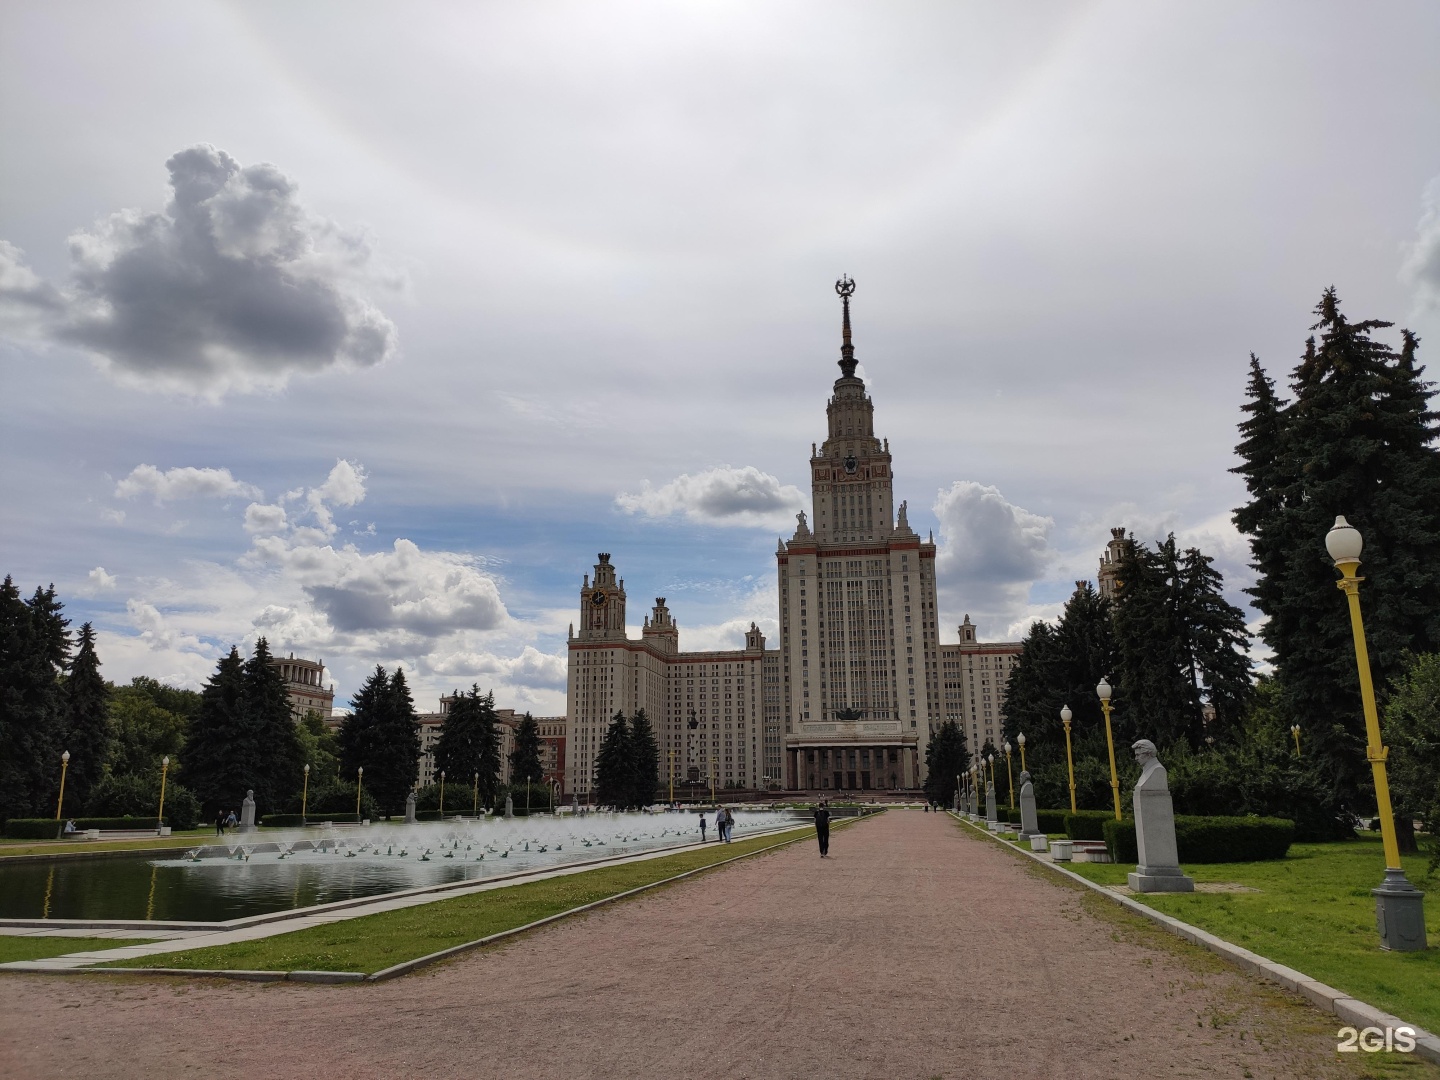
[[773, 278, 941, 793]]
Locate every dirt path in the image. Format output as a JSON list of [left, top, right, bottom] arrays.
[[0, 810, 1398, 1079]]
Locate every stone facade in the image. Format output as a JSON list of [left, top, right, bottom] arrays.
[[939, 616, 1023, 758], [269, 653, 334, 722]]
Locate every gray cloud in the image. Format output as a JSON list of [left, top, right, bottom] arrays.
[[1, 146, 397, 394], [932, 481, 1056, 639], [616, 465, 805, 529], [115, 463, 261, 503], [1402, 176, 1440, 317]]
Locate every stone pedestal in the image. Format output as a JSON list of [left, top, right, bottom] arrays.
[[238, 790, 256, 833], [1018, 771, 1038, 839], [1375, 869, 1428, 952], [1049, 839, 1073, 861], [404, 791, 417, 824], [968, 787, 978, 816], [504, 795, 514, 820], [1029, 834, 1048, 852], [984, 782, 997, 824], [1127, 740, 1194, 893]]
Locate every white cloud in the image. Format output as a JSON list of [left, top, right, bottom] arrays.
[[616, 465, 806, 529], [0, 145, 398, 396], [243, 502, 288, 534], [1402, 176, 1440, 319], [87, 566, 117, 591], [933, 481, 1056, 639], [115, 464, 261, 504], [100, 508, 126, 525]]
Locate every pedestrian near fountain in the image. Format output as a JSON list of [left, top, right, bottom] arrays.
[[215, 809, 225, 836], [723, 807, 734, 842], [699, 813, 708, 842], [814, 799, 831, 857], [225, 809, 238, 830]]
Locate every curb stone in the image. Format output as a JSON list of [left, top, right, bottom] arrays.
[[949, 812, 1439, 1067]]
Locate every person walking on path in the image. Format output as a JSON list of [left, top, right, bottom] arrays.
[[813, 800, 831, 857], [722, 807, 733, 842], [215, 809, 225, 836], [699, 813, 708, 842]]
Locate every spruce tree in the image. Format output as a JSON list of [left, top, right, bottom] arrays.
[[1233, 290, 1440, 804], [372, 667, 421, 814], [433, 685, 503, 809], [243, 638, 303, 817], [922, 720, 969, 807], [180, 647, 254, 819], [594, 712, 632, 808], [339, 665, 388, 784], [0, 576, 67, 818], [509, 712, 544, 791], [627, 709, 659, 807], [64, 622, 112, 810]]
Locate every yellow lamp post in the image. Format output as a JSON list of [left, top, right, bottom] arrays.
[[156, 755, 170, 834], [301, 763, 310, 822], [473, 772, 479, 818], [1325, 516, 1427, 951], [1060, 705, 1077, 813], [1003, 740, 1015, 809], [439, 771, 446, 816], [668, 748, 674, 805], [710, 762, 716, 805], [1290, 724, 1302, 755], [355, 766, 364, 817], [54, 750, 70, 838], [1095, 678, 1122, 821], [1017, 732, 1027, 773]]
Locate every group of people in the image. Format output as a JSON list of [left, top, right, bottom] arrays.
[[699, 806, 735, 842], [214, 808, 238, 835]]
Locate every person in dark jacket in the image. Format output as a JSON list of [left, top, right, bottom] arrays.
[[814, 800, 831, 858]]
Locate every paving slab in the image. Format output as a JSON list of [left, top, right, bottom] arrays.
[[0, 810, 1425, 1080]]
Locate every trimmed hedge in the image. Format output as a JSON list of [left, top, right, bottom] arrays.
[[1035, 809, 1070, 835], [261, 814, 305, 828], [1103, 814, 1296, 864], [1063, 810, 1115, 841], [4, 816, 162, 839]]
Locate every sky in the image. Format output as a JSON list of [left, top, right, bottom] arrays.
[[3, 1, 1438, 717]]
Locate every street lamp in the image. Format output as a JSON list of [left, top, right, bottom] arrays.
[[1290, 724, 1302, 755], [156, 756, 170, 834], [1096, 677, 1122, 821], [473, 771, 480, 818], [1060, 706, 1077, 813], [1017, 732, 1027, 773], [54, 750, 70, 838], [1326, 515, 1427, 951], [1003, 741, 1015, 809], [439, 770, 446, 816], [355, 765, 363, 818], [302, 763, 310, 822]]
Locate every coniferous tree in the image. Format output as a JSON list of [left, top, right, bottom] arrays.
[[373, 667, 421, 814], [0, 576, 68, 818], [509, 712, 544, 791], [64, 622, 112, 810], [627, 709, 659, 808], [922, 720, 969, 807], [433, 685, 503, 810], [243, 638, 304, 817], [1232, 290, 1440, 805], [181, 647, 254, 819], [594, 712, 632, 808], [339, 665, 387, 785]]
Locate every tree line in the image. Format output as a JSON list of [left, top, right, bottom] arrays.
[[1000, 289, 1440, 847], [0, 576, 549, 826]]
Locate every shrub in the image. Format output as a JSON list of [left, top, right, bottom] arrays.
[[1103, 814, 1296, 863], [494, 783, 553, 814], [296, 781, 379, 822], [1063, 810, 1115, 840], [1035, 809, 1070, 835], [83, 772, 201, 829], [261, 814, 306, 828]]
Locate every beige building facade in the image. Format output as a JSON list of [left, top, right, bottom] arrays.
[[269, 654, 335, 722], [939, 615, 1023, 758]]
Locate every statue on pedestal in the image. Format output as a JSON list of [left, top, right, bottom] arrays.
[[404, 790, 417, 824], [1018, 770, 1039, 839], [984, 781, 998, 824], [504, 794, 514, 820], [238, 790, 256, 833], [1127, 740, 1195, 893]]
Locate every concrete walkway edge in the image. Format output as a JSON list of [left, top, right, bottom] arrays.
[[949, 812, 1440, 1066]]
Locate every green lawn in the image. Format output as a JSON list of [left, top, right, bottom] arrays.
[[1046, 832, 1440, 1036], [102, 821, 841, 975], [0, 831, 211, 857], [0, 936, 157, 964]]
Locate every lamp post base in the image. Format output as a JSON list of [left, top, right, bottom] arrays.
[[1374, 868, 1428, 952]]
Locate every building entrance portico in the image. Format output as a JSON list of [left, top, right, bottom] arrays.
[[785, 718, 919, 791]]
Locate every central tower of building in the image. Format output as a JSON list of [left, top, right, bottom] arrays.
[[776, 278, 941, 791]]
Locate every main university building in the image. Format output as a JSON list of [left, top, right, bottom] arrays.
[[565, 282, 1020, 800]]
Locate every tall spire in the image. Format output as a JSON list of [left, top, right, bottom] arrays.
[[835, 275, 858, 379]]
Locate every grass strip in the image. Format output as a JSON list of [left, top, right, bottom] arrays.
[[103, 820, 853, 975], [0, 832, 211, 858], [0, 936, 158, 964]]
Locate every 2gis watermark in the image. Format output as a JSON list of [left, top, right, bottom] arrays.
[[1336, 1026, 1417, 1054]]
